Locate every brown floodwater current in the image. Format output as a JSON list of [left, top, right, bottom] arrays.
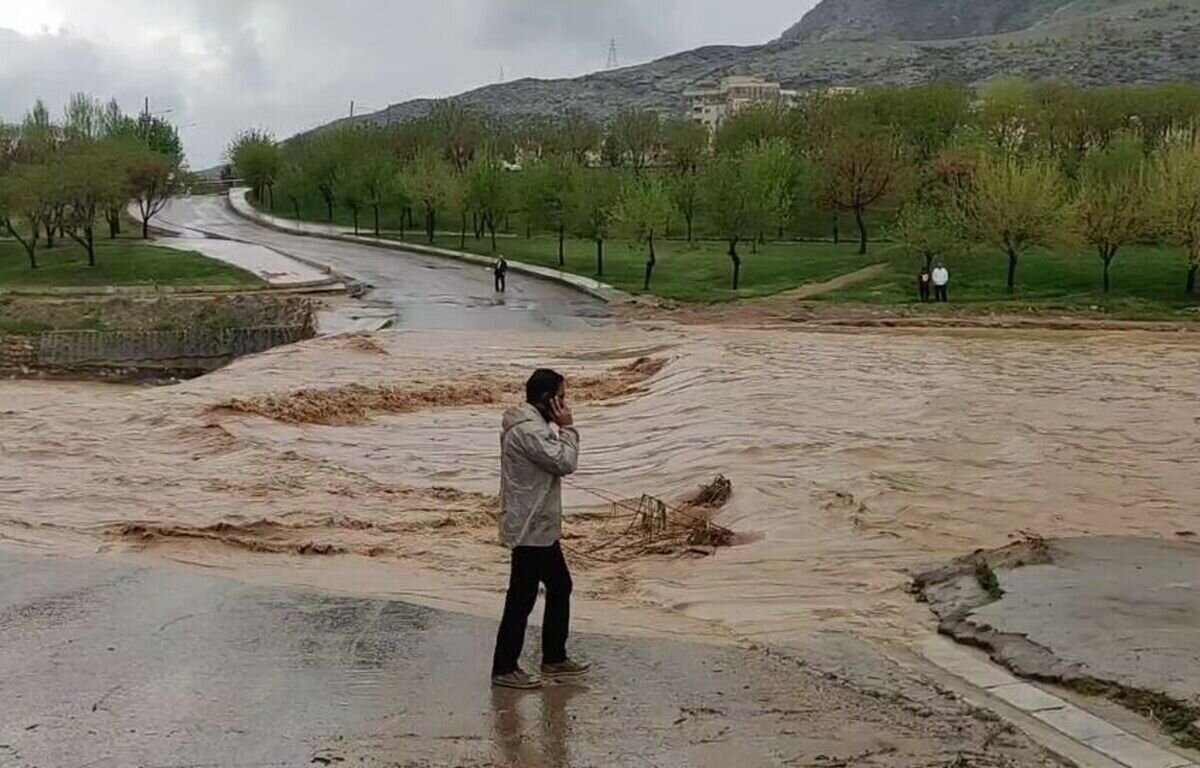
[[2, 323, 1197, 647]]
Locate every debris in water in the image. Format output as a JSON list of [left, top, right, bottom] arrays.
[[686, 475, 733, 510], [342, 334, 389, 355], [566, 475, 736, 563]]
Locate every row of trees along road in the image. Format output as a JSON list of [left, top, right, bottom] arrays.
[[231, 80, 1200, 296], [0, 95, 184, 268]]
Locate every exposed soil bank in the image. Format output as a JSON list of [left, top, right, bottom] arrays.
[[913, 536, 1200, 748]]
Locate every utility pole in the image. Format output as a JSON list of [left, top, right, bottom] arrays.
[[350, 100, 355, 119], [607, 38, 619, 70]]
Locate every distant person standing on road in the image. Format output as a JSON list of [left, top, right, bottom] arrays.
[[932, 262, 950, 303], [918, 265, 932, 303], [491, 369, 591, 690], [494, 256, 508, 293]]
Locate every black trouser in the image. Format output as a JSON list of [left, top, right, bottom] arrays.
[[935, 285, 948, 302], [492, 542, 571, 676], [919, 280, 931, 303], [495, 273, 506, 292]]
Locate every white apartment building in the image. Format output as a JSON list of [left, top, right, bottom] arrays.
[[685, 75, 800, 133]]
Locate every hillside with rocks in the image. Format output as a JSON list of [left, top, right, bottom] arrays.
[[778, 0, 1128, 42], [334, 0, 1200, 131]]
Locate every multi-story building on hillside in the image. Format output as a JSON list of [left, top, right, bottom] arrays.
[[685, 75, 800, 133]]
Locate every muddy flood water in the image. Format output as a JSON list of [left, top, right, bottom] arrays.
[[1, 323, 1197, 649]]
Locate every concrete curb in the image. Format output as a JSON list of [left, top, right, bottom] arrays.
[[918, 636, 1198, 768], [226, 189, 629, 305]]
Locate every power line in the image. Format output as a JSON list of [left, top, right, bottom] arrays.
[[606, 38, 619, 69]]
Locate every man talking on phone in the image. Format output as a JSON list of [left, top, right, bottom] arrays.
[[491, 369, 591, 689]]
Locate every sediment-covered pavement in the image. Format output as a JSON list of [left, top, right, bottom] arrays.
[[0, 549, 1065, 768]]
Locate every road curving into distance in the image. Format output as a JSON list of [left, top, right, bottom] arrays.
[[157, 195, 610, 332]]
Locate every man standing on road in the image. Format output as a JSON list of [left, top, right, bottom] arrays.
[[491, 369, 591, 690], [494, 256, 508, 293], [932, 262, 950, 303]]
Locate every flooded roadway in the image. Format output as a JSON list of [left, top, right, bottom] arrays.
[[5, 205, 1200, 764], [156, 195, 608, 331], [2, 324, 1196, 648]]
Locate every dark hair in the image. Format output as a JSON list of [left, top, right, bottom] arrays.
[[526, 368, 564, 407]]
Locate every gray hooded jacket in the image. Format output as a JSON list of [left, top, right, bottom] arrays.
[[499, 403, 580, 549]]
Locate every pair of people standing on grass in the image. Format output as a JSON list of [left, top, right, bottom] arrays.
[[919, 263, 950, 303]]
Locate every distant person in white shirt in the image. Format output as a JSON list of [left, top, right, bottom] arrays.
[[932, 263, 950, 303]]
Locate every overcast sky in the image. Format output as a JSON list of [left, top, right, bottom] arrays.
[[0, 0, 815, 167]]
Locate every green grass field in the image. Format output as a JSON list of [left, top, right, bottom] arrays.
[[410, 233, 879, 302], [0, 238, 263, 290], [250, 194, 1199, 317], [820, 243, 1200, 319]]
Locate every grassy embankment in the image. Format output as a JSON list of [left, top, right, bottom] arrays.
[[0, 236, 264, 334], [253, 196, 1199, 318], [0, 238, 262, 290]]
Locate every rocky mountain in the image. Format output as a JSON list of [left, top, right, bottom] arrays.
[[778, 0, 1123, 42], [333, 0, 1200, 132]]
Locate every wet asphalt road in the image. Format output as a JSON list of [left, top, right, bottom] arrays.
[[156, 196, 609, 332], [0, 549, 1060, 768]]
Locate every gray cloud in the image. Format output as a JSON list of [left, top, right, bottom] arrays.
[[478, 0, 663, 62], [0, 0, 815, 168]]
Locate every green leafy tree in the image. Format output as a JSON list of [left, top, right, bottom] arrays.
[[744, 138, 804, 241], [404, 149, 450, 244], [714, 103, 792, 155], [128, 148, 180, 239], [606, 110, 662, 173], [63, 93, 106, 144], [276, 160, 306, 220], [568, 167, 619, 276], [429, 101, 486, 173], [867, 83, 972, 163], [614, 174, 674, 291], [466, 150, 509, 253], [391, 167, 413, 240], [523, 156, 574, 265], [1075, 136, 1152, 293], [554, 110, 602, 164], [816, 128, 908, 254], [308, 131, 348, 223], [891, 203, 968, 273], [340, 168, 367, 236], [961, 154, 1074, 292], [1151, 136, 1200, 295], [663, 118, 708, 241], [229, 129, 281, 207], [702, 156, 762, 290], [60, 143, 126, 265], [0, 162, 53, 268], [978, 78, 1035, 153]]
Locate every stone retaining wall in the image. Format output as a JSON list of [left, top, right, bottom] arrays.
[[1, 325, 312, 379], [0, 337, 37, 370]]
